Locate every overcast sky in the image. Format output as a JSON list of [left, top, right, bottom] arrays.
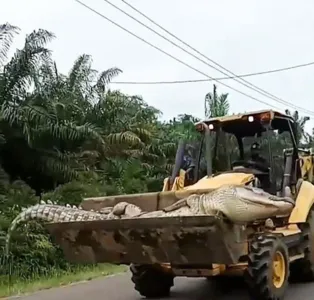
[[2, 0, 314, 132]]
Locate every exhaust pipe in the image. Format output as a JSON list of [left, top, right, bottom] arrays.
[[200, 123, 212, 177]]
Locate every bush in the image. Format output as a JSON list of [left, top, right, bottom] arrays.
[[0, 168, 156, 285], [41, 171, 120, 206], [0, 175, 116, 283]]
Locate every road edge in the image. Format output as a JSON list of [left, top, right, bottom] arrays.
[[3, 271, 128, 300]]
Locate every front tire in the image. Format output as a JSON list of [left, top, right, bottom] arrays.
[[245, 234, 289, 300], [130, 264, 174, 298]]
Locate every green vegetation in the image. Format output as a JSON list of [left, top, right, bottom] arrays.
[[0, 263, 127, 298], [0, 23, 313, 295]]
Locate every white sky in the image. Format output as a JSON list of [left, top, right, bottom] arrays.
[[2, 0, 314, 133]]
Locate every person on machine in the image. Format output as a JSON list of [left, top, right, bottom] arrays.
[[182, 154, 196, 182], [250, 142, 269, 168]]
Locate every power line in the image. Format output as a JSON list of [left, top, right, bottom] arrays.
[[74, 0, 283, 111], [110, 61, 314, 85], [106, 0, 284, 102], [118, 0, 314, 116]]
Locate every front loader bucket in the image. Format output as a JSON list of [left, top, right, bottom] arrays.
[[45, 215, 248, 266]]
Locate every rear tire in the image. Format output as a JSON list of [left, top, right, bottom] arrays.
[[130, 264, 174, 298], [245, 234, 289, 300], [289, 209, 314, 283]]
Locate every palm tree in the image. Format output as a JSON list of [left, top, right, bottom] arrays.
[[285, 109, 310, 145], [204, 84, 229, 118], [0, 25, 123, 192], [204, 84, 233, 171]]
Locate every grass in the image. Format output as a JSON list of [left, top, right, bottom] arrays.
[[0, 263, 128, 298]]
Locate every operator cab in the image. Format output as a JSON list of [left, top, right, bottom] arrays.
[[232, 141, 270, 173], [194, 110, 301, 196]]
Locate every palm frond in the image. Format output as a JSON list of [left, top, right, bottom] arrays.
[[23, 104, 54, 124], [130, 127, 153, 141], [122, 149, 144, 158], [3, 46, 52, 103], [39, 155, 79, 182], [95, 67, 122, 92], [34, 122, 104, 144], [25, 29, 55, 49], [0, 23, 20, 67], [67, 54, 96, 94], [106, 131, 143, 146]]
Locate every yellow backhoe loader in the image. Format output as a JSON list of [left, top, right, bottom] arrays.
[[42, 109, 314, 300]]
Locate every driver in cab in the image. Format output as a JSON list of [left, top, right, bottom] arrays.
[[250, 142, 269, 168]]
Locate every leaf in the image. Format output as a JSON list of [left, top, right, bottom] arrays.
[[0, 23, 20, 67]]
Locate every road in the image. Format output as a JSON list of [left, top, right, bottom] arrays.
[[8, 273, 314, 300]]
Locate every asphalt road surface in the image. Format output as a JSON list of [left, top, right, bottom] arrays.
[[8, 273, 314, 300]]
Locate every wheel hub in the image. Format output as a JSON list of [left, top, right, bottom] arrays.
[[272, 251, 286, 288]]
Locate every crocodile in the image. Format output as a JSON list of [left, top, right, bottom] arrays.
[[4, 184, 295, 256]]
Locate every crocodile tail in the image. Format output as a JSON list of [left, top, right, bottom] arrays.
[[4, 204, 62, 256]]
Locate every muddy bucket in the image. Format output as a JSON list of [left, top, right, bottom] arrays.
[[45, 215, 248, 266]]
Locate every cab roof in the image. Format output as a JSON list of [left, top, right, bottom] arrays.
[[195, 109, 296, 137]]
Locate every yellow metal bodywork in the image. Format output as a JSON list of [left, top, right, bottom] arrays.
[[163, 171, 255, 192], [162, 169, 186, 192], [184, 173, 255, 190], [299, 154, 314, 183], [164, 253, 304, 278], [287, 151, 314, 223], [272, 224, 301, 236], [289, 180, 314, 223]]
